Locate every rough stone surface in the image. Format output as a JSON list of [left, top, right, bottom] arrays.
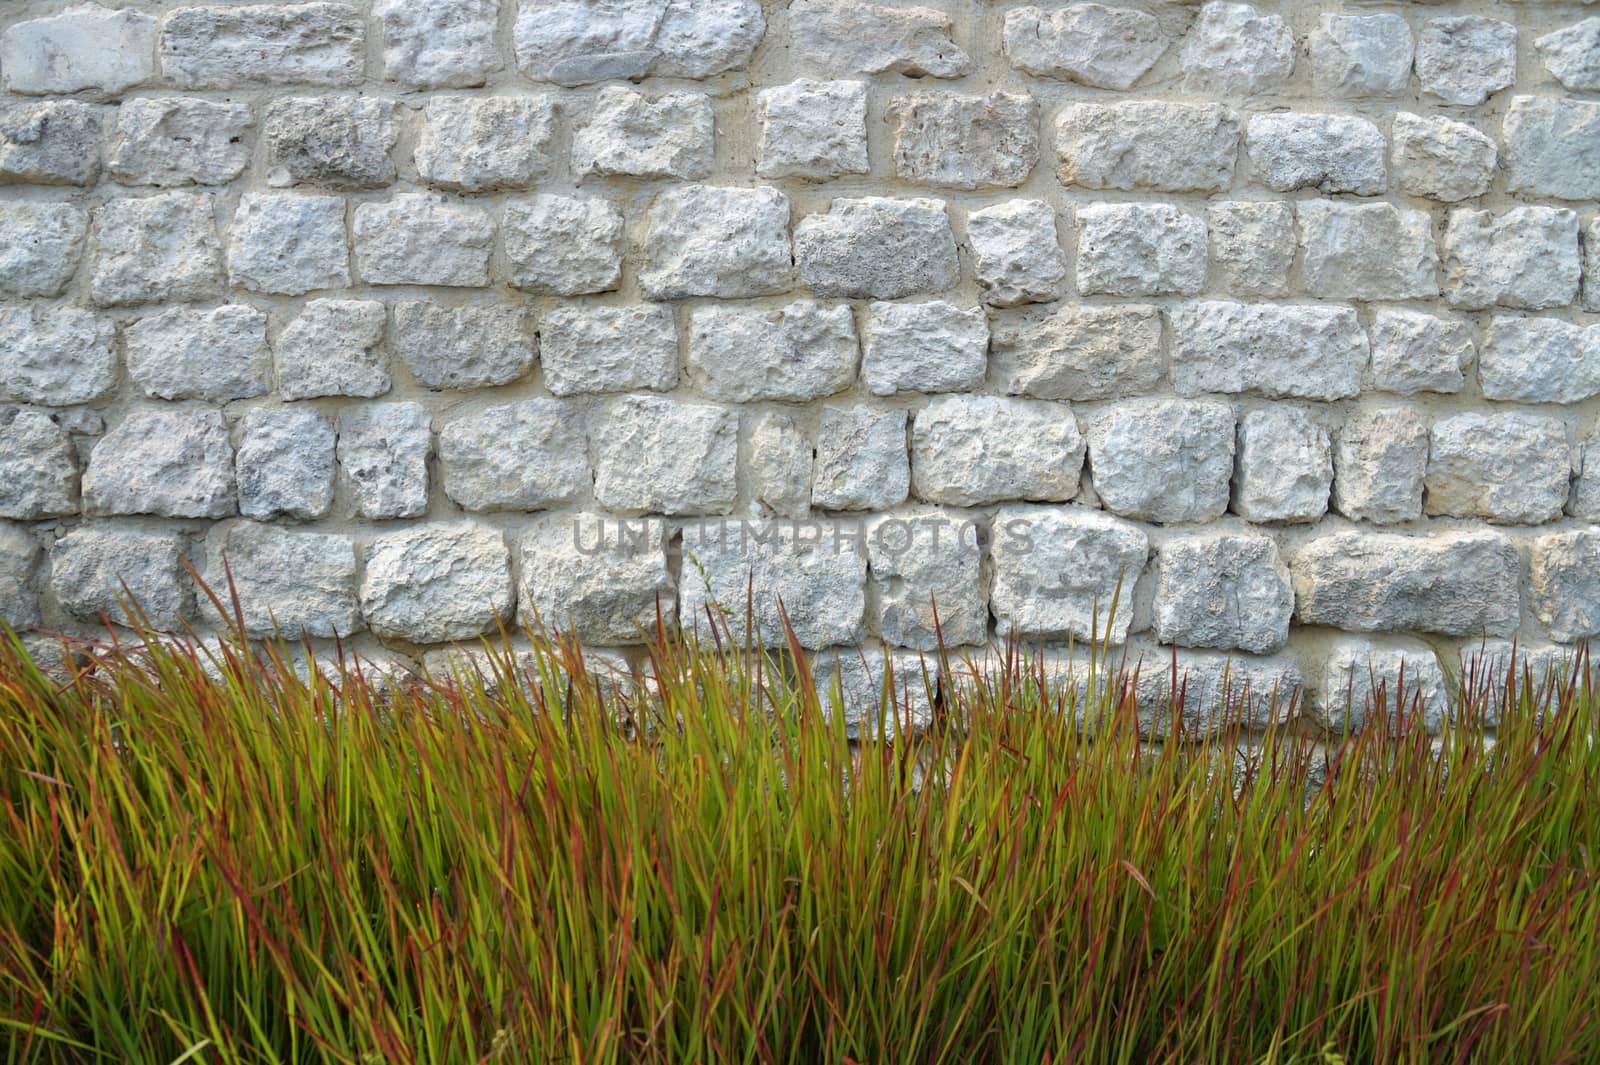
[[161, 4, 364, 88], [1530, 530, 1600, 643], [1478, 317, 1600, 404], [541, 305, 678, 397], [989, 303, 1163, 402], [1, 202, 85, 298], [1369, 309, 1472, 395], [812, 407, 909, 511], [1318, 637, 1450, 734], [1536, 18, 1600, 92], [809, 646, 936, 737], [749, 412, 811, 519], [1087, 399, 1234, 524], [362, 523, 513, 644], [0, 524, 40, 629], [353, 195, 494, 287], [1233, 407, 1332, 524], [337, 404, 431, 520], [1332, 406, 1429, 526], [1076, 203, 1206, 297], [911, 395, 1083, 507], [1245, 113, 1387, 195], [0, 307, 117, 407], [686, 302, 856, 403], [789, 0, 966, 79], [756, 80, 868, 180], [519, 514, 673, 644], [236, 408, 336, 522], [82, 410, 235, 519], [593, 395, 738, 516], [1153, 531, 1293, 654], [1425, 412, 1570, 525], [415, 96, 556, 192], [0, 101, 106, 186], [1391, 112, 1497, 203], [206, 521, 359, 638], [1005, 4, 1167, 90], [391, 302, 534, 391], [640, 185, 793, 299], [108, 99, 252, 186], [795, 197, 958, 300], [504, 194, 623, 295], [890, 92, 1038, 190], [125, 305, 271, 402], [1587, 219, 1600, 314], [1205, 202, 1294, 297], [1311, 13, 1414, 98], [862, 301, 988, 396], [377, 0, 498, 89], [50, 527, 187, 630], [1056, 102, 1239, 192], [1170, 301, 1367, 400], [1571, 434, 1600, 520], [275, 300, 389, 400], [265, 96, 395, 189], [989, 504, 1149, 643], [966, 199, 1066, 307], [0, 409, 78, 520], [1298, 202, 1439, 301], [89, 192, 221, 306], [1417, 16, 1517, 106], [440, 400, 588, 512], [573, 87, 714, 181], [1503, 96, 1600, 201], [865, 509, 986, 650], [1292, 530, 1521, 637], [2, 5, 157, 94], [227, 193, 349, 295], [515, 0, 764, 85], [1180, 2, 1294, 96], [1441, 208, 1580, 311]]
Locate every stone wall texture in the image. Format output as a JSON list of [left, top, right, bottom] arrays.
[[4, 0, 1600, 728]]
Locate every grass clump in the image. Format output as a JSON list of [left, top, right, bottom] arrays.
[[0, 617, 1597, 1064]]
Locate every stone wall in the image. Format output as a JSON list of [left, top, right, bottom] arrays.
[[2, 0, 1599, 728]]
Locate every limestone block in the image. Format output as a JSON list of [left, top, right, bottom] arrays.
[[1369, 308, 1472, 395], [0, 203, 86, 298], [2, 5, 157, 94], [811, 407, 909, 511], [0, 307, 117, 407], [108, 99, 251, 186], [889, 92, 1039, 190], [0, 101, 107, 186], [124, 305, 271, 402], [1317, 637, 1449, 734], [1503, 96, 1600, 201], [1536, 18, 1600, 92], [236, 408, 336, 522], [1205, 202, 1294, 297], [50, 526, 188, 630], [1232, 407, 1332, 524], [1441, 207, 1580, 311], [1170, 301, 1367, 400], [1332, 406, 1429, 525], [504, 194, 623, 295], [1245, 113, 1387, 195], [1076, 203, 1206, 297], [1417, 16, 1517, 106], [1180, 2, 1294, 96], [83, 409, 235, 519], [572, 86, 714, 180], [1530, 530, 1600, 642], [0, 524, 40, 629], [362, 523, 513, 644], [1391, 112, 1497, 203], [515, 0, 764, 85], [264, 96, 396, 189], [1004, 3, 1166, 90], [966, 200, 1067, 307], [1087, 399, 1234, 524], [440, 400, 589, 513], [592, 395, 738, 516], [89, 192, 221, 306], [541, 305, 678, 397], [911, 395, 1084, 507], [376, 0, 498, 88], [275, 300, 389, 401], [755, 80, 868, 180], [989, 504, 1149, 643], [862, 301, 988, 396], [1056, 102, 1239, 192], [1425, 412, 1570, 525], [789, 0, 966, 78], [795, 197, 958, 300], [640, 185, 793, 299], [0, 409, 78, 520], [391, 302, 534, 391], [1153, 531, 1293, 654], [205, 521, 359, 638], [226, 193, 350, 295], [415, 96, 556, 192], [988, 303, 1163, 402], [1478, 317, 1600, 403], [519, 514, 673, 645], [865, 508, 986, 649], [749, 412, 812, 519], [1311, 13, 1413, 97], [337, 404, 431, 520], [686, 301, 856, 403], [352, 195, 494, 287], [160, 3, 364, 88], [1298, 202, 1439, 301]]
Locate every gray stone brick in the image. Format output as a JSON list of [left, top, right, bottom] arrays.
[[573, 87, 714, 181], [1180, 2, 1294, 96], [966, 200, 1067, 307], [1153, 530, 1293, 654], [1298, 202, 1439, 302], [362, 523, 513, 644], [862, 301, 988, 396], [1076, 203, 1206, 297], [50, 526, 188, 630], [865, 508, 986, 649], [1391, 112, 1497, 203], [2, 6, 156, 94], [1332, 406, 1429, 525], [912, 395, 1084, 507], [1311, 13, 1413, 97], [519, 514, 673, 644], [989, 303, 1163, 402], [1087, 399, 1234, 524], [108, 99, 251, 186], [812, 407, 909, 511], [376, 0, 499, 89], [686, 301, 856, 403], [1233, 407, 1332, 524], [415, 96, 556, 193], [0, 409, 78, 520], [890, 92, 1039, 190], [755, 80, 868, 180], [0, 203, 86, 298], [592, 395, 738, 516], [989, 504, 1148, 643], [1056, 102, 1239, 192], [0, 307, 117, 407], [1369, 308, 1472, 395], [337, 404, 431, 520], [227, 193, 349, 295], [540, 305, 678, 397], [1004, 3, 1166, 90], [795, 197, 958, 300], [1205, 202, 1294, 297], [89, 192, 221, 306], [1503, 96, 1600, 201], [1170, 301, 1367, 401], [1245, 113, 1387, 195], [0, 523, 40, 629], [160, 3, 364, 88], [83, 409, 235, 519], [265, 96, 396, 189], [0, 101, 107, 186], [1530, 530, 1600, 643], [1417, 16, 1516, 106], [515, 0, 763, 85], [440, 400, 589, 513], [353, 195, 494, 287], [275, 300, 389, 401], [1478, 317, 1600, 404], [503, 195, 624, 296], [789, 0, 966, 79], [205, 521, 359, 638], [640, 185, 793, 299], [125, 305, 270, 402], [1425, 412, 1570, 525], [1441, 208, 1581, 311], [236, 408, 336, 522]]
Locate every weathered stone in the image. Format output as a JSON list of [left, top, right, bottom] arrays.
[[686, 301, 856, 403], [1087, 399, 1234, 524], [1332, 406, 1429, 525], [678, 519, 867, 650], [125, 305, 270, 402], [966, 200, 1066, 307], [1298, 202, 1439, 301], [160, 3, 364, 88], [391, 302, 534, 391], [1391, 112, 1497, 203], [50, 527, 187, 630], [519, 514, 673, 644], [1004, 3, 1166, 90], [989, 303, 1163, 401], [1245, 113, 1387, 195], [514, 0, 764, 85], [912, 395, 1083, 507], [205, 522, 359, 638], [990, 504, 1149, 643], [275, 300, 389, 400], [83, 409, 235, 519], [416, 96, 556, 193], [0, 101, 107, 186], [756, 79, 868, 180], [362, 523, 513, 644], [1311, 13, 1414, 97], [1458, 640, 1579, 723], [1503, 96, 1600, 201], [573, 87, 713, 181], [353, 195, 494, 287], [1587, 219, 1600, 315], [640, 185, 793, 299], [1571, 433, 1600, 520], [1292, 530, 1520, 637], [1170, 301, 1367, 400], [1441, 208, 1580, 311], [1369, 308, 1472, 395], [865, 509, 986, 649], [1056, 102, 1239, 192], [503, 195, 624, 295], [1478, 317, 1600, 404], [0, 307, 117, 407], [1205, 202, 1293, 297], [0, 409, 78, 520], [107, 98, 251, 186], [1233, 407, 1332, 524], [1417, 16, 1516, 106], [1317, 637, 1450, 734], [0, 523, 40, 629], [541, 305, 678, 397], [862, 301, 988, 396], [593, 395, 738, 516], [1536, 18, 1600, 92], [789, 0, 966, 78], [89, 192, 221, 306], [377, 0, 498, 88], [264, 96, 395, 189], [0, 203, 85, 298], [1531, 530, 1600, 642], [1076, 203, 1206, 297], [809, 646, 937, 738], [236, 408, 336, 521], [440, 400, 588, 512], [227, 193, 350, 295], [812, 407, 909, 511], [2, 5, 156, 94], [749, 412, 811, 519], [1130, 643, 1302, 735], [337, 404, 431, 520], [1153, 531, 1293, 653], [1425, 412, 1570, 525], [1180, 2, 1294, 96], [795, 197, 957, 300], [890, 92, 1038, 190]]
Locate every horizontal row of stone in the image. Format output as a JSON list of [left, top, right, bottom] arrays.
[[6, 1, 1597, 104], [4, 511, 1596, 662]]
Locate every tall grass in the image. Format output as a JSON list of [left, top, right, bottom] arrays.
[[1, 610, 1597, 1064]]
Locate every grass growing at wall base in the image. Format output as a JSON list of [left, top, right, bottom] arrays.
[[1, 614, 1598, 1064]]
